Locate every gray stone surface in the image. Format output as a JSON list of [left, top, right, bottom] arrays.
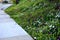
[[0, 35, 33, 40], [0, 4, 12, 10], [0, 3, 33, 40]]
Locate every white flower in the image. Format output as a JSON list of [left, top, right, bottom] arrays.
[[49, 25, 52, 28], [49, 25, 55, 28], [56, 13, 60, 18], [52, 26, 55, 28], [36, 21, 41, 24], [34, 37, 37, 39]]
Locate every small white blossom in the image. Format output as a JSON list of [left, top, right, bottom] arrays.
[[34, 37, 37, 39], [49, 25, 52, 28], [37, 21, 41, 23], [52, 26, 55, 28], [56, 13, 60, 18]]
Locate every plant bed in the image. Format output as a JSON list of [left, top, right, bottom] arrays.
[[5, 0, 60, 40]]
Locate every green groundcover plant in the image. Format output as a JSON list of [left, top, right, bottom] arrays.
[[5, 0, 60, 40]]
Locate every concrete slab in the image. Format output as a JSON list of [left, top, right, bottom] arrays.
[[0, 3, 12, 10], [0, 15, 10, 18], [0, 18, 14, 23], [0, 22, 28, 38], [0, 35, 33, 40], [0, 3, 33, 40], [0, 10, 8, 15]]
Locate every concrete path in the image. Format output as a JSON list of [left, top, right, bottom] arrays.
[[0, 3, 33, 40]]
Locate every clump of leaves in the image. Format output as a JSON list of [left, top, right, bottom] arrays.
[[5, 0, 60, 40]]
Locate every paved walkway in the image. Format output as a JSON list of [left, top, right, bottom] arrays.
[[0, 3, 33, 40]]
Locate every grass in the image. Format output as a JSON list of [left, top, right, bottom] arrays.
[[5, 0, 60, 40]]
